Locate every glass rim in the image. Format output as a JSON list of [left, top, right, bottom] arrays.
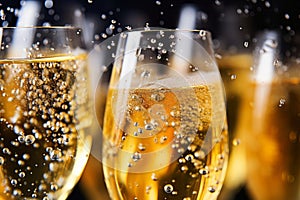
[[122, 28, 212, 37], [0, 26, 81, 30]]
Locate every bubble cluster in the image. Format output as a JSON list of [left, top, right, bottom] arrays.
[[105, 77, 228, 198], [0, 55, 90, 199]]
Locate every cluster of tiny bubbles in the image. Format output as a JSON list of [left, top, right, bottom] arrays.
[[0, 55, 88, 198]]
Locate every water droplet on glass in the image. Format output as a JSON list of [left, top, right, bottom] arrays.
[[265, 1, 271, 8], [279, 98, 286, 107], [11, 179, 17, 186], [244, 41, 249, 48], [138, 143, 146, 151], [232, 138, 240, 146], [145, 123, 154, 130], [44, 0, 53, 9], [208, 186, 216, 193], [132, 152, 141, 162], [215, 0, 221, 6], [141, 70, 150, 78], [151, 173, 158, 181], [150, 38, 156, 44], [164, 184, 174, 193], [230, 74, 237, 80], [155, 1, 161, 5], [101, 14, 107, 20], [265, 39, 278, 49], [284, 13, 290, 19], [199, 168, 209, 175], [50, 183, 58, 191]]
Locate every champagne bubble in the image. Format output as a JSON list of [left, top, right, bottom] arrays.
[[208, 186, 216, 193], [279, 98, 286, 107], [164, 184, 174, 193], [284, 13, 290, 19], [101, 14, 107, 20], [146, 186, 151, 193], [265, 1, 271, 8], [151, 93, 165, 102], [265, 39, 278, 49], [23, 154, 30, 160], [185, 154, 194, 162], [3, 148, 11, 155], [12, 189, 22, 196], [215, 0, 221, 6], [38, 183, 47, 191], [18, 171, 25, 178], [132, 152, 141, 162], [151, 173, 158, 181], [11, 141, 19, 147], [49, 149, 62, 161], [18, 160, 25, 166], [160, 136, 167, 143], [138, 143, 146, 151], [199, 168, 209, 175], [44, 0, 53, 9], [181, 165, 188, 172], [145, 123, 154, 130], [50, 183, 58, 191], [11, 179, 17, 186], [232, 138, 240, 146], [25, 134, 35, 145], [230, 74, 237, 80], [14, 125, 24, 135]]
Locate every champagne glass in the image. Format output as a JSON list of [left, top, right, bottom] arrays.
[[215, 9, 254, 199], [245, 30, 300, 200], [0, 27, 92, 200], [101, 29, 228, 200]]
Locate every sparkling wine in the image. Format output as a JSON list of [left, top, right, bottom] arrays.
[[0, 55, 92, 200], [216, 53, 253, 199], [102, 83, 228, 200], [246, 65, 300, 200]]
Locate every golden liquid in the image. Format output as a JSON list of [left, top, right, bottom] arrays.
[[246, 75, 300, 200], [0, 55, 92, 200], [216, 54, 253, 199], [103, 84, 228, 200]]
